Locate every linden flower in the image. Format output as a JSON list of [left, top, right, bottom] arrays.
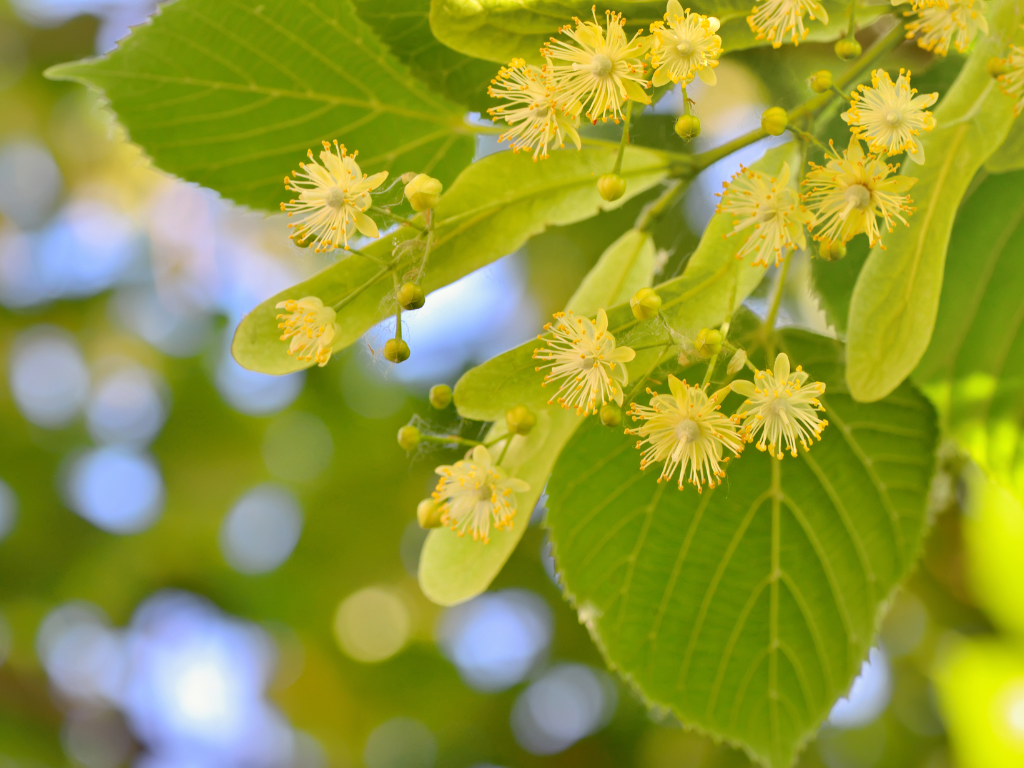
[[281, 140, 388, 253], [488, 59, 582, 160], [716, 161, 814, 268], [541, 8, 651, 124], [649, 1, 723, 87], [276, 296, 338, 367], [748, 0, 829, 48], [841, 69, 937, 164], [802, 137, 917, 249], [626, 376, 744, 492], [432, 445, 530, 543], [904, 0, 989, 56], [730, 353, 827, 459], [533, 308, 636, 415], [997, 42, 1024, 115]]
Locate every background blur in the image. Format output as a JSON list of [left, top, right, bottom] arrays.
[[0, 2, 1021, 767]]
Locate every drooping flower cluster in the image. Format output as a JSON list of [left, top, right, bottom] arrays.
[[627, 376, 744, 492], [432, 445, 530, 543], [747, 0, 830, 48], [731, 353, 828, 458], [996, 37, 1024, 115], [649, 1, 722, 86], [280, 140, 388, 253], [802, 137, 917, 249], [716, 161, 813, 267], [486, 59, 582, 161], [275, 297, 339, 367], [533, 309, 636, 415], [841, 69, 937, 164], [902, 0, 989, 56]]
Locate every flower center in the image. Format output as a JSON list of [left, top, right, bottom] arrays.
[[676, 39, 695, 56], [476, 483, 494, 502], [675, 418, 701, 444], [589, 53, 614, 77], [326, 186, 348, 208], [884, 109, 903, 126], [844, 184, 872, 210]]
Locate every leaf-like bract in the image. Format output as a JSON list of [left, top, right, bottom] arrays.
[[547, 330, 937, 767]]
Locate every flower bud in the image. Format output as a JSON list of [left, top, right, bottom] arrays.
[[599, 402, 622, 427], [630, 287, 662, 320], [834, 38, 862, 60], [760, 107, 788, 136], [505, 404, 537, 436], [597, 173, 626, 202], [400, 171, 419, 184], [404, 173, 443, 212], [674, 114, 701, 140], [417, 498, 444, 529], [694, 328, 723, 358], [987, 57, 1011, 78], [384, 338, 410, 363], [396, 282, 425, 310], [397, 424, 420, 451], [727, 348, 747, 375], [817, 240, 847, 261], [428, 384, 452, 410], [808, 70, 833, 93]]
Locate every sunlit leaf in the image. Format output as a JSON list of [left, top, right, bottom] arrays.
[[546, 330, 937, 768], [46, 0, 475, 212], [845, 2, 1024, 402]]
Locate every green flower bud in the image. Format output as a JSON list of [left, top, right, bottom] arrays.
[[834, 38, 862, 60], [428, 384, 452, 410], [505, 404, 537, 436], [404, 173, 443, 212], [694, 328, 723, 358], [397, 424, 420, 451], [808, 70, 833, 93], [599, 402, 622, 427], [384, 338, 410, 363], [630, 287, 662, 321], [817, 240, 847, 261], [674, 114, 702, 140], [597, 173, 627, 202], [988, 57, 1012, 78], [417, 498, 443, 529], [727, 348, 748, 375], [396, 282, 425, 310], [760, 106, 788, 137]]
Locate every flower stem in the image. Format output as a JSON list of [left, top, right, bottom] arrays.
[[636, 178, 687, 232], [347, 246, 387, 266], [392, 270, 403, 341], [764, 248, 794, 359], [496, 436, 513, 466], [372, 207, 425, 232], [332, 267, 390, 312], [847, 0, 859, 38], [702, 274, 738, 388], [612, 100, 634, 175], [421, 434, 481, 448], [624, 344, 673, 405]]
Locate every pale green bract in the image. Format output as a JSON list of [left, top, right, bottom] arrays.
[[986, 117, 1024, 174], [232, 146, 671, 374], [46, 0, 475, 212], [845, 0, 1024, 402], [546, 331, 938, 768]]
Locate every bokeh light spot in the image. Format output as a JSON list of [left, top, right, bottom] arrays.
[[9, 325, 89, 428], [66, 447, 164, 534], [829, 647, 892, 729], [87, 365, 167, 446], [0, 478, 17, 543], [0, 138, 62, 228], [220, 484, 303, 575], [333, 587, 411, 663]]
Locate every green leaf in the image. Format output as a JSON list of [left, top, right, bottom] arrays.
[[546, 330, 937, 768], [986, 116, 1024, 174], [913, 170, 1024, 497], [419, 226, 658, 606], [429, 0, 876, 65], [232, 145, 672, 374], [809, 238, 869, 336], [46, 0, 474, 212], [845, 3, 1024, 402], [419, 144, 795, 605], [352, 0, 496, 112]]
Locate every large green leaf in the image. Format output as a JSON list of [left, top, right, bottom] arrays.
[[46, 0, 474, 212], [914, 170, 1024, 498], [419, 227, 658, 606], [430, 0, 874, 65], [419, 144, 793, 605], [352, 0, 495, 112], [232, 145, 672, 374], [546, 330, 937, 768], [986, 117, 1024, 174], [845, 0, 1024, 402]]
